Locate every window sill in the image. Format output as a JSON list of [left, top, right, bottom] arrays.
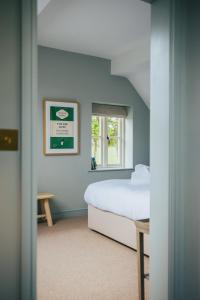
[[88, 168, 133, 172]]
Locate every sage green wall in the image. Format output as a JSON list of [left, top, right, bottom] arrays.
[[38, 46, 150, 216], [0, 0, 20, 299]]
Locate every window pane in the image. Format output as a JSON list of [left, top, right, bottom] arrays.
[[107, 117, 120, 138], [91, 137, 102, 165], [108, 138, 121, 165], [91, 116, 102, 166], [92, 115, 101, 137]]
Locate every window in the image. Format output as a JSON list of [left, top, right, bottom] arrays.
[[91, 116, 125, 168], [91, 104, 128, 169]]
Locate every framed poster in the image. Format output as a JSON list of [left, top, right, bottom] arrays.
[[43, 99, 80, 155]]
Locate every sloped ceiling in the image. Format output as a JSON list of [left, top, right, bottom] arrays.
[[38, 0, 151, 107]]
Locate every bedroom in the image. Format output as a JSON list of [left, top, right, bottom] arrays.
[[37, 0, 150, 299]]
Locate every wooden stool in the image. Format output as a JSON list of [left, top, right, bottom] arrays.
[[135, 219, 150, 300], [37, 193, 54, 227]]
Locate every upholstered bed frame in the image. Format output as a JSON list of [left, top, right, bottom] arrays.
[[88, 204, 149, 255]]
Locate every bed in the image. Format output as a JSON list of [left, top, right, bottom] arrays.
[[84, 177, 150, 255]]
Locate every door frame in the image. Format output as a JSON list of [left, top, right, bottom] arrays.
[[21, 0, 37, 299], [150, 1, 186, 299]]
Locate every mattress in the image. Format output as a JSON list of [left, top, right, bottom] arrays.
[[84, 179, 150, 221]]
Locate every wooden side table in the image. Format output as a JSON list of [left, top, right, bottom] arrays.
[[37, 193, 54, 227], [135, 219, 150, 300]]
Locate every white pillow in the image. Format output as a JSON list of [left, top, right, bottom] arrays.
[[135, 164, 150, 172], [131, 164, 150, 186]]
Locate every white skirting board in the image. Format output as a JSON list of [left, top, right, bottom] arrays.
[[88, 204, 149, 255]]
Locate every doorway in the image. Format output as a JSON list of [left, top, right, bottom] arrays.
[[36, 1, 151, 299]]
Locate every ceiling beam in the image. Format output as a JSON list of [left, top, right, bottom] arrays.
[[111, 42, 150, 107]]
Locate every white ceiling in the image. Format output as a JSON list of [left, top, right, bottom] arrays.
[[38, 0, 151, 106]]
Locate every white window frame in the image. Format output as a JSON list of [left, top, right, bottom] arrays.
[[91, 115, 125, 169]]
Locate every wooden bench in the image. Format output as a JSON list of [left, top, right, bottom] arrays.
[[37, 193, 54, 227], [135, 219, 150, 300]]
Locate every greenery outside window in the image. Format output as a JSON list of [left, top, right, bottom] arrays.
[[91, 115, 125, 169]]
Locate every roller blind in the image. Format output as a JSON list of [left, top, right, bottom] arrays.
[[92, 103, 128, 118]]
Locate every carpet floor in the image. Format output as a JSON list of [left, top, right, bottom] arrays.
[[37, 216, 149, 300]]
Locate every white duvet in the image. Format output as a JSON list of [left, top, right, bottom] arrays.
[[84, 179, 150, 221]]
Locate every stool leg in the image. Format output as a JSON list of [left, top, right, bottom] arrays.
[[40, 200, 45, 215], [43, 198, 53, 227]]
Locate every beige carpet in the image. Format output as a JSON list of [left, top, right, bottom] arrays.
[[37, 216, 149, 300]]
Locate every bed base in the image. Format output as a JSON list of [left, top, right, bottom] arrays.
[[88, 205, 149, 255]]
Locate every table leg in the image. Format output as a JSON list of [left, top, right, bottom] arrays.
[[43, 198, 53, 227], [137, 230, 145, 300]]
